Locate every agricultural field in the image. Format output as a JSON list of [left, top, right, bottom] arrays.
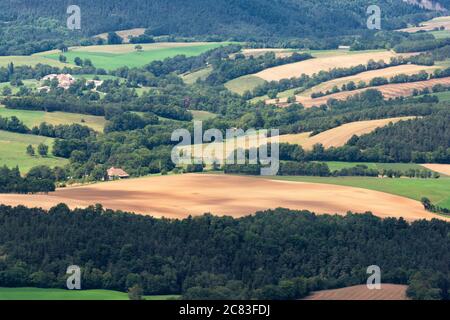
[[413, 90, 450, 102], [398, 15, 450, 33], [420, 164, 450, 176], [0, 130, 67, 172], [224, 75, 267, 95], [270, 175, 450, 210], [94, 28, 146, 43], [280, 117, 415, 149], [280, 77, 450, 107], [266, 64, 438, 103], [0, 105, 107, 132], [322, 161, 434, 172], [0, 55, 69, 68], [0, 173, 443, 221], [189, 109, 217, 121], [181, 66, 213, 84], [39, 42, 228, 70], [254, 50, 404, 82], [303, 284, 409, 300], [0, 287, 179, 300]]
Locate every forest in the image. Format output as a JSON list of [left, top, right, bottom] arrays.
[[0, 205, 448, 300]]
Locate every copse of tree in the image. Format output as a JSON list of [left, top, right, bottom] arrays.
[[0, 165, 57, 194], [107, 32, 123, 45], [37, 143, 49, 157]]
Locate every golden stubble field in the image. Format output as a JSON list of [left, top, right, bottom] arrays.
[[269, 76, 450, 107], [254, 51, 410, 81], [0, 174, 441, 221]]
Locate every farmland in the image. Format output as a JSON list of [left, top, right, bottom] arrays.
[[280, 117, 415, 149], [0, 130, 67, 172], [323, 161, 434, 172], [303, 284, 409, 300], [421, 164, 450, 176], [0, 173, 443, 221], [40, 42, 227, 70], [0, 105, 107, 132], [266, 64, 438, 103], [254, 50, 405, 82], [224, 75, 267, 95], [283, 77, 450, 107], [0, 287, 179, 300], [0, 55, 69, 68], [269, 175, 450, 210]]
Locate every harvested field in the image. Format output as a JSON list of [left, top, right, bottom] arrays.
[[240, 48, 296, 58], [398, 15, 450, 33], [287, 64, 438, 100], [270, 76, 450, 107], [303, 284, 409, 300], [254, 51, 406, 81], [294, 117, 416, 149], [0, 173, 441, 221], [421, 164, 450, 176]]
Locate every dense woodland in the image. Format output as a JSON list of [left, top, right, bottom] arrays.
[[0, 205, 448, 300]]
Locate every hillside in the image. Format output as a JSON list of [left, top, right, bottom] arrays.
[[0, 0, 436, 54]]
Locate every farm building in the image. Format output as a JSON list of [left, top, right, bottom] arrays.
[[107, 167, 130, 180], [41, 74, 76, 89]]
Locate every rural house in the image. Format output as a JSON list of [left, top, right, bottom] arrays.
[[41, 73, 76, 89], [107, 167, 130, 180]]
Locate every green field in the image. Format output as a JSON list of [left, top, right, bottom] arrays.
[[322, 161, 433, 172], [225, 75, 266, 95], [0, 105, 107, 132], [430, 30, 450, 39], [182, 66, 213, 84], [0, 80, 39, 95], [413, 91, 450, 102], [189, 109, 217, 121], [0, 287, 180, 300], [268, 175, 450, 209], [0, 130, 67, 172], [42, 42, 227, 70], [0, 56, 69, 68]]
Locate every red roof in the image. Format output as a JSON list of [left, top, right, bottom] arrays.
[[107, 167, 129, 177]]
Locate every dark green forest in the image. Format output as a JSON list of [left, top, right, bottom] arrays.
[[0, 0, 439, 54], [0, 205, 448, 300]]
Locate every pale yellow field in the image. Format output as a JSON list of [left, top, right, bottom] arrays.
[[293, 64, 438, 99], [398, 15, 450, 32], [0, 56, 69, 67], [254, 51, 408, 81], [295, 117, 416, 149], [0, 174, 440, 221], [271, 76, 450, 107], [421, 164, 450, 176], [94, 28, 146, 43]]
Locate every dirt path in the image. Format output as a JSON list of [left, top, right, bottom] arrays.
[[0, 174, 443, 221]]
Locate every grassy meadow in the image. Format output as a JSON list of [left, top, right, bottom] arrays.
[[0, 287, 180, 300], [0, 130, 67, 172], [269, 175, 450, 209], [42, 42, 227, 70], [0, 105, 107, 132]]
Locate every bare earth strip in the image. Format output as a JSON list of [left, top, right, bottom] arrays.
[[273, 76, 450, 108], [398, 16, 450, 32], [303, 284, 409, 300], [254, 51, 407, 81], [294, 117, 416, 149], [0, 174, 442, 221], [94, 28, 146, 43], [421, 164, 450, 176]]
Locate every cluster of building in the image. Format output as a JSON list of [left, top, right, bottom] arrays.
[[38, 74, 103, 92]]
